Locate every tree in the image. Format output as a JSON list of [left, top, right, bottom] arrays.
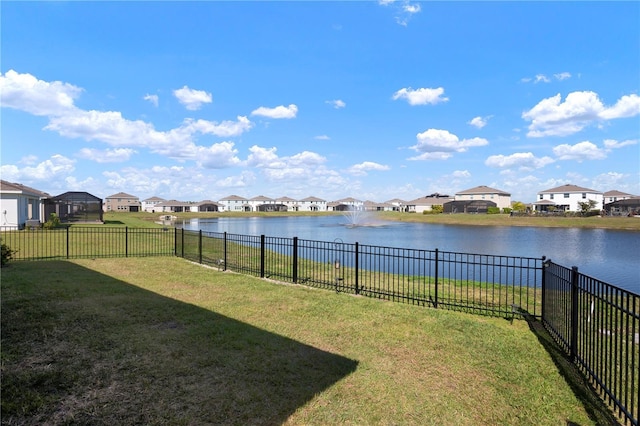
[[577, 199, 598, 216], [511, 201, 526, 212]]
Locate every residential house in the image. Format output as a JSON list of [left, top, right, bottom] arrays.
[[454, 186, 511, 210], [248, 195, 276, 212], [603, 190, 635, 204], [104, 192, 141, 212], [405, 194, 454, 213], [329, 197, 364, 211], [142, 196, 166, 213], [275, 196, 299, 211], [535, 184, 603, 212], [44, 191, 103, 223], [384, 198, 408, 212], [219, 195, 249, 212], [363, 200, 395, 212], [298, 196, 327, 212], [0, 180, 49, 229]]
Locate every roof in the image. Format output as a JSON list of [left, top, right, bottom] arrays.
[[0, 180, 50, 198], [300, 196, 326, 202], [456, 185, 510, 196], [276, 196, 297, 202], [50, 191, 102, 202], [155, 200, 193, 207], [220, 195, 247, 201], [604, 190, 635, 197], [384, 198, 408, 205], [105, 192, 139, 199], [539, 184, 601, 194], [334, 197, 362, 203], [533, 200, 557, 205], [143, 196, 166, 202], [250, 195, 274, 201], [406, 195, 454, 206]]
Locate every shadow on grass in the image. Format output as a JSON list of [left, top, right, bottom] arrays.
[[1, 261, 358, 424], [521, 314, 621, 426], [102, 220, 125, 225]]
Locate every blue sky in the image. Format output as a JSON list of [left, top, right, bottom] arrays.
[[2, 1, 639, 203]]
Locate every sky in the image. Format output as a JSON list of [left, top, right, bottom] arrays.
[[1, 1, 639, 204]]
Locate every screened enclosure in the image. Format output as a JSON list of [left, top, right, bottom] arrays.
[[44, 191, 103, 223]]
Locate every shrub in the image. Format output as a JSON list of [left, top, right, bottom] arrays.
[[423, 205, 443, 215], [43, 213, 62, 229], [502, 208, 512, 214], [1, 239, 16, 267], [487, 207, 501, 214]]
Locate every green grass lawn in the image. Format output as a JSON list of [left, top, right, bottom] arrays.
[[1, 257, 618, 425]]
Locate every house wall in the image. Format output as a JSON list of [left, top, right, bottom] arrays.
[[537, 192, 603, 211], [105, 197, 141, 212], [1, 195, 41, 229], [455, 193, 511, 209]]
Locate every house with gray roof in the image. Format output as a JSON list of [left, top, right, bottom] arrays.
[[0, 180, 50, 229], [454, 186, 511, 210], [535, 184, 603, 212]]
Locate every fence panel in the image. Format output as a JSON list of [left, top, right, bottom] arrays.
[[543, 261, 639, 425]]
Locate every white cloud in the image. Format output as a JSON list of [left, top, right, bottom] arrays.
[[251, 104, 298, 119], [143, 94, 158, 107], [315, 135, 330, 140], [0, 69, 82, 116], [77, 147, 136, 163], [347, 161, 390, 176], [0, 154, 75, 182], [552, 141, 608, 161], [409, 128, 488, 160], [522, 91, 640, 137], [173, 85, 212, 111], [554, 72, 572, 81], [603, 139, 638, 149], [485, 152, 555, 171], [182, 116, 253, 138], [392, 87, 448, 106], [534, 74, 551, 83], [326, 99, 346, 109], [468, 116, 490, 129]]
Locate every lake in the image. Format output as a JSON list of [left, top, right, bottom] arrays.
[[177, 215, 640, 294]]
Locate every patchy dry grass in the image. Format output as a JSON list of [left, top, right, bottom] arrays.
[[1, 257, 618, 425]]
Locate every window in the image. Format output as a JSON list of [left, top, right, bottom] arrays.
[[550, 194, 554, 200], [564, 193, 569, 198], [539, 194, 543, 200], [582, 193, 586, 199]]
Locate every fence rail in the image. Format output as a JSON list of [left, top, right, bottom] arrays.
[[1, 226, 638, 424]]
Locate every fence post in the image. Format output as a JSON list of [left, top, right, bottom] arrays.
[[541, 256, 547, 320], [66, 226, 70, 259], [223, 232, 227, 271], [292, 237, 298, 283], [199, 230, 203, 264], [181, 228, 184, 258], [260, 235, 265, 278], [125, 227, 129, 258], [355, 242, 359, 295], [434, 248, 439, 309], [570, 266, 579, 363], [174, 228, 178, 256]]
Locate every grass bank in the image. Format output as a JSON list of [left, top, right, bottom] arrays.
[[101, 211, 640, 231], [1, 257, 617, 425]]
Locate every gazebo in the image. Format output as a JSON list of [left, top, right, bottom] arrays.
[[44, 191, 103, 223]]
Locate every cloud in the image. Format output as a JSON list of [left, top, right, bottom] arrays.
[[314, 135, 330, 140], [182, 116, 253, 138], [603, 138, 637, 149], [409, 128, 488, 160], [0, 154, 75, 182], [326, 99, 346, 109], [0, 69, 82, 116], [251, 104, 298, 119], [552, 141, 607, 161], [392, 87, 448, 106], [347, 161, 390, 176], [77, 147, 136, 163], [485, 152, 555, 171], [521, 72, 571, 84], [143, 94, 159, 107], [522, 91, 640, 137], [173, 85, 212, 110], [468, 116, 490, 129]]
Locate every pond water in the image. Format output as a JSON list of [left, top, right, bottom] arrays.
[[177, 215, 640, 294]]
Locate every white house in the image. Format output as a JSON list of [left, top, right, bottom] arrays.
[[219, 195, 249, 212], [298, 196, 327, 212], [455, 186, 511, 210], [142, 196, 166, 213], [0, 180, 49, 229], [328, 197, 364, 211], [535, 184, 603, 212], [603, 190, 635, 204]]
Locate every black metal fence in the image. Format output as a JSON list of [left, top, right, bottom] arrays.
[[543, 261, 639, 425], [2, 226, 638, 424]]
